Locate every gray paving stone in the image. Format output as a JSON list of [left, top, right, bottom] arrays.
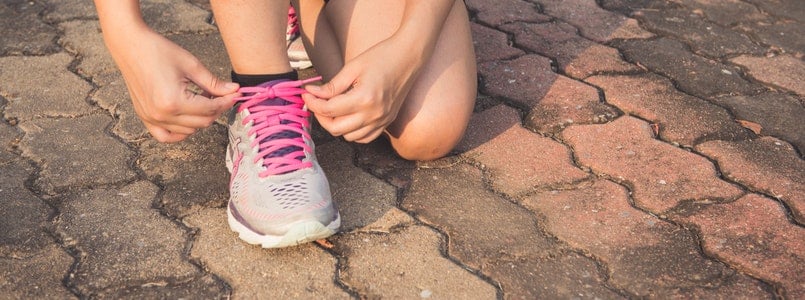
[[615, 37, 761, 97], [738, 20, 804, 57], [671, 0, 766, 26], [56, 181, 199, 295], [58, 20, 119, 85], [18, 114, 136, 193], [711, 92, 805, 153], [41, 0, 98, 21], [731, 54, 805, 96], [696, 137, 805, 224], [141, 0, 215, 34], [185, 207, 350, 299], [186, 0, 212, 11], [598, 0, 681, 16], [0, 159, 52, 259], [91, 76, 148, 141], [537, 0, 654, 42], [353, 138, 416, 189], [334, 226, 497, 299], [745, 0, 805, 21], [317, 140, 397, 231], [97, 275, 228, 299], [456, 105, 589, 196], [0, 244, 75, 299], [633, 8, 764, 58], [562, 116, 743, 214], [0, 2, 59, 55], [0, 121, 19, 164], [500, 21, 641, 79], [465, 0, 551, 26], [471, 23, 524, 63], [0, 53, 95, 121], [524, 180, 773, 298], [138, 125, 229, 218], [586, 73, 752, 147]]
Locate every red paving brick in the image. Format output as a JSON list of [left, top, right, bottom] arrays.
[[673, 193, 805, 299], [696, 137, 805, 224], [523, 179, 773, 298], [586, 73, 752, 147], [731, 54, 805, 96], [465, 0, 550, 26], [562, 116, 743, 214], [456, 105, 589, 196], [470, 23, 524, 63], [537, 0, 654, 42]]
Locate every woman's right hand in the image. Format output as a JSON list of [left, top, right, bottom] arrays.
[[104, 24, 239, 143]]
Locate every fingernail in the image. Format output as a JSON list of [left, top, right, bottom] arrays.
[[224, 82, 239, 90], [307, 85, 321, 92]]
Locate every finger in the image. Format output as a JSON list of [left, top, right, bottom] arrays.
[[303, 93, 359, 118], [161, 123, 198, 135], [344, 126, 384, 144], [145, 123, 192, 143], [321, 114, 366, 137], [170, 114, 218, 129], [305, 64, 359, 99], [176, 90, 237, 117], [184, 57, 240, 97]]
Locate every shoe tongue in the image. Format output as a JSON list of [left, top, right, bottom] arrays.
[[253, 94, 303, 165], [257, 98, 291, 127]]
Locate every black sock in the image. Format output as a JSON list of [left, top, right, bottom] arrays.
[[231, 70, 298, 87]]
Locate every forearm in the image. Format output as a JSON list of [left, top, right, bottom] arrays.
[[93, 0, 149, 46], [393, 0, 456, 69]]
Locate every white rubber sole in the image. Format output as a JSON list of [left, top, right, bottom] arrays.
[[227, 206, 340, 248]]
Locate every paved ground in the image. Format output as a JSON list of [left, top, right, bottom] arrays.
[[1, 0, 803, 298]]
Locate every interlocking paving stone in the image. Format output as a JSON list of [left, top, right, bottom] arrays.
[[456, 105, 589, 196], [562, 116, 743, 214], [465, 0, 550, 26], [671, 0, 766, 26], [56, 181, 199, 295], [335, 226, 497, 298], [0, 121, 19, 164], [479, 55, 608, 132], [537, 0, 654, 42], [615, 37, 760, 97], [41, 0, 98, 21], [523, 180, 773, 298], [710, 92, 805, 153], [59, 20, 119, 85], [317, 140, 397, 231], [402, 164, 619, 298], [140, 0, 215, 34], [633, 8, 764, 58], [598, 0, 680, 16], [744, 0, 805, 21], [500, 21, 641, 79], [91, 76, 149, 141], [471, 23, 524, 63], [138, 125, 228, 218], [185, 208, 349, 299], [696, 137, 805, 224], [97, 275, 228, 299], [586, 73, 752, 147], [0, 159, 52, 259], [0, 244, 75, 299], [673, 193, 805, 299], [0, 2, 58, 55], [353, 139, 416, 189], [731, 54, 805, 96], [18, 114, 136, 193], [0, 53, 95, 120], [738, 20, 805, 57], [169, 32, 232, 81]]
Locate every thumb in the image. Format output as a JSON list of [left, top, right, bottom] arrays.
[[306, 65, 358, 99], [186, 60, 239, 96]]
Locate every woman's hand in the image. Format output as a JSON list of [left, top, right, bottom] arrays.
[[302, 35, 421, 143], [105, 25, 239, 143]]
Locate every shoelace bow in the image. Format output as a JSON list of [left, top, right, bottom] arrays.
[[234, 77, 321, 177]]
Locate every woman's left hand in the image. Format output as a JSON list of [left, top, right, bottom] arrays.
[[302, 35, 422, 143]]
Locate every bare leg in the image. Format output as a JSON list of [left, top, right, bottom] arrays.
[[296, 0, 477, 160], [211, 0, 293, 75]]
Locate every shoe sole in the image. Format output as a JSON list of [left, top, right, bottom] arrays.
[[227, 205, 340, 248]]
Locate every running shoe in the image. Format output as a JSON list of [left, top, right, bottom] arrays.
[[286, 5, 313, 70], [226, 77, 340, 248]]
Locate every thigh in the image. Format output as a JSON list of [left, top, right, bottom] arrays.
[[299, 0, 477, 160]]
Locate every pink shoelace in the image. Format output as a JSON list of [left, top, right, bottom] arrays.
[[287, 5, 300, 40], [234, 77, 321, 177]]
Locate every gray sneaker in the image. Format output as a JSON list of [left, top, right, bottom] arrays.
[[226, 77, 339, 248]]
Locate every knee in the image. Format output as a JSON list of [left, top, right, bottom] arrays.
[[390, 126, 466, 161]]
